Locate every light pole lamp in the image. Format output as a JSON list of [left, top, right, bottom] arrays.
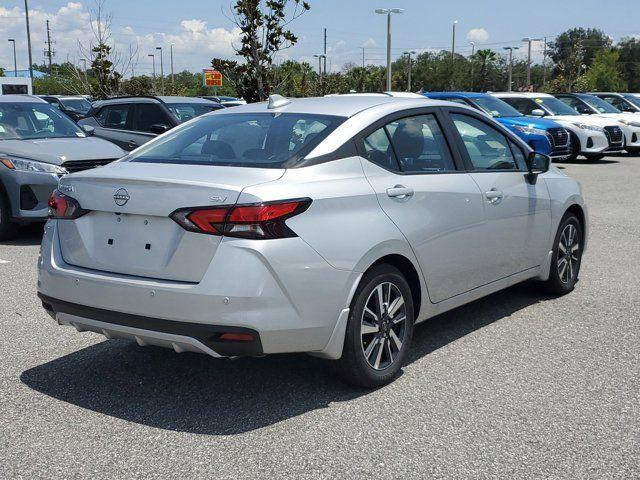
[[313, 54, 326, 76], [8, 39, 17, 76], [403, 50, 416, 92], [155, 46, 164, 94], [522, 37, 542, 88], [375, 8, 403, 91], [503, 46, 519, 92]]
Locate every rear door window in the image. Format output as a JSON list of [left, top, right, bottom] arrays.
[[132, 103, 172, 132], [96, 104, 131, 129]]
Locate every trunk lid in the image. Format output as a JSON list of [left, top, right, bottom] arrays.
[[57, 162, 284, 282]]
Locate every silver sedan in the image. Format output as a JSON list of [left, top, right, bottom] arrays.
[[38, 94, 587, 387]]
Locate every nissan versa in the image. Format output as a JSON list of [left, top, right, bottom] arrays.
[[37, 95, 588, 387]]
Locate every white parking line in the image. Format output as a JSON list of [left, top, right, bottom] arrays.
[[0, 259, 10, 264]]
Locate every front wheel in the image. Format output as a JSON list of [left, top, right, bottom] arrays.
[[542, 213, 583, 295], [0, 192, 18, 241], [335, 264, 414, 388]]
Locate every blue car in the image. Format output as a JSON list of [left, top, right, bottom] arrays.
[[423, 92, 571, 160]]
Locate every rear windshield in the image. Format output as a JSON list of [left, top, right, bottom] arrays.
[[59, 98, 92, 114], [126, 112, 345, 168], [580, 95, 620, 114]]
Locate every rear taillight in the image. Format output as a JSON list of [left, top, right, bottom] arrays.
[[48, 189, 88, 219], [170, 198, 311, 239]]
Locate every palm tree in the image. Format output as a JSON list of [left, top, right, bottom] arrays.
[[475, 49, 497, 91]]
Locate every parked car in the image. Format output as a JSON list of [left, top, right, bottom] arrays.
[[79, 96, 225, 151], [200, 95, 247, 107], [554, 92, 640, 153], [0, 95, 125, 239], [38, 95, 587, 387], [493, 92, 624, 161], [589, 92, 640, 114], [39, 95, 93, 122], [424, 92, 571, 160]]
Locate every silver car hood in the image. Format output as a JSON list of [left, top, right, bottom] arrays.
[[0, 137, 125, 165]]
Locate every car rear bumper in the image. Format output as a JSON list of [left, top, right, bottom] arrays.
[[37, 220, 357, 357]]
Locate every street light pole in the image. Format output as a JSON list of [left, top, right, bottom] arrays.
[[503, 46, 519, 92], [375, 8, 403, 92], [403, 50, 416, 91], [148, 54, 156, 93], [155, 46, 164, 94], [24, 0, 34, 79], [522, 37, 542, 89], [451, 20, 458, 61], [469, 41, 475, 89], [8, 39, 17, 76]]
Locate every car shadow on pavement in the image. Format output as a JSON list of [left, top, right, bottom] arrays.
[[0, 224, 44, 246], [20, 282, 549, 435]]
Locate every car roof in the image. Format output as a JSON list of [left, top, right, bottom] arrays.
[[0, 94, 47, 104], [425, 91, 488, 99], [157, 96, 217, 104], [213, 95, 451, 117], [492, 92, 553, 98], [589, 92, 624, 96]]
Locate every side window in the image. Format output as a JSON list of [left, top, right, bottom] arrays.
[[132, 104, 171, 133], [451, 114, 518, 171], [559, 97, 588, 114], [387, 114, 456, 173], [508, 140, 528, 170], [362, 127, 399, 171], [96, 104, 131, 129]]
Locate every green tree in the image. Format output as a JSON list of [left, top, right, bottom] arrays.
[[618, 37, 640, 92], [120, 75, 154, 96], [215, 0, 310, 102], [583, 49, 625, 91], [0, 67, 4, 76]]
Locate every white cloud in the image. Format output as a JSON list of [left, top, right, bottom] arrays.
[[0, 2, 241, 76], [466, 28, 489, 44], [362, 37, 376, 48]]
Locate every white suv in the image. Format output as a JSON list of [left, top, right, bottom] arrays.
[[493, 92, 624, 161]]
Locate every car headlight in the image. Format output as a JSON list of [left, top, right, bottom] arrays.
[[512, 125, 547, 136], [572, 123, 604, 133], [0, 156, 68, 174], [617, 119, 640, 128]]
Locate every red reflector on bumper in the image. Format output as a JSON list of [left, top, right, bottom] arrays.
[[219, 332, 255, 342]]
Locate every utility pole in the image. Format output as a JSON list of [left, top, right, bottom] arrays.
[[148, 54, 156, 93], [403, 50, 416, 91], [469, 41, 475, 89], [170, 43, 175, 87], [24, 0, 34, 79], [375, 8, 403, 92], [450, 20, 458, 89], [156, 46, 164, 95], [522, 37, 542, 89], [361, 47, 365, 68], [45, 19, 55, 72], [8, 39, 18, 76], [503, 46, 519, 92], [542, 37, 548, 90], [323, 27, 327, 75]]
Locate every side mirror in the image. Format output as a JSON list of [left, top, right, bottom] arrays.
[[81, 125, 95, 136], [526, 151, 550, 184], [530, 108, 545, 117], [150, 123, 170, 134]]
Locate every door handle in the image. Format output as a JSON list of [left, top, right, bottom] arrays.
[[386, 185, 414, 199], [485, 188, 504, 205]]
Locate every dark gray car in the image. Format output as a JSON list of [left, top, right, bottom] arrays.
[[78, 96, 224, 151], [0, 95, 125, 239]]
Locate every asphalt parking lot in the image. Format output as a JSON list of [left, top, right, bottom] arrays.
[[1, 155, 638, 479]]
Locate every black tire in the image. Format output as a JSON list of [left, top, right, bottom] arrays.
[[335, 264, 415, 388], [0, 190, 18, 241], [542, 213, 583, 296], [583, 153, 605, 161], [567, 132, 580, 161]]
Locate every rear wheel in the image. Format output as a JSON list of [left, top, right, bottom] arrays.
[[336, 264, 414, 388], [0, 192, 18, 241], [542, 213, 583, 295]]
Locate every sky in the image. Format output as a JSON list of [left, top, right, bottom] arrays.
[[1, 0, 639, 76]]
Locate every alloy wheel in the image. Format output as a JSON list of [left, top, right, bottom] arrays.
[[557, 223, 580, 284], [360, 282, 407, 371]]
